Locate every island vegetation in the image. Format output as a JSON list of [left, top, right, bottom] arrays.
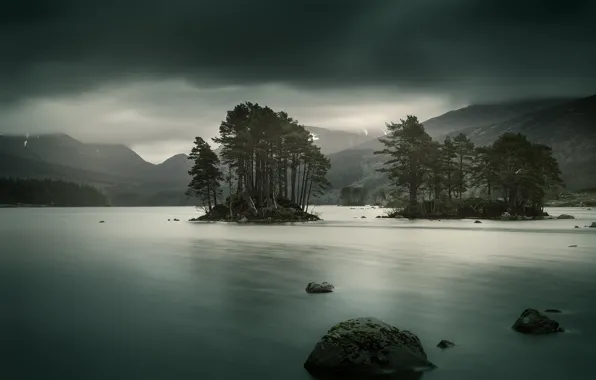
[[339, 185, 368, 206], [375, 116, 564, 219], [0, 178, 109, 207], [187, 102, 330, 222]]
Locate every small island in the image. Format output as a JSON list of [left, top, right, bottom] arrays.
[[371, 116, 564, 220], [186, 103, 329, 223]]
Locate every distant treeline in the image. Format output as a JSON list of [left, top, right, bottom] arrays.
[[0, 178, 109, 206]]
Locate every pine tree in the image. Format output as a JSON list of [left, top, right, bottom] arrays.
[[186, 137, 223, 210], [375, 115, 433, 207], [452, 133, 476, 199]]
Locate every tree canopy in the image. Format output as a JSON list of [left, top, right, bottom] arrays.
[[375, 116, 564, 218], [187, 102, 330, 220]]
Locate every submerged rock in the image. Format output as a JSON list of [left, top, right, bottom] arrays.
[[98, 220, 105, 223], [512, 308, 563, 334], [361, 216, 367, 219], [575, 225, 579, 228], [304, 317, 435, 379], [568, 245, 578, 247], [544, 309, 562, 313], [474, 220, 482, 224], [436, 340, 455, 349], [557, 214, 575, 219], [306, 282, 335, 294]]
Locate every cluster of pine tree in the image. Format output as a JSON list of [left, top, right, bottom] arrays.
[[187, 102, 330, 220], [0, 178, 109, 206], [376, 116, 564, 218], [339, 186, 368, 206]]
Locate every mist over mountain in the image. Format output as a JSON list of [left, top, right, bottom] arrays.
[[326, 95, 596, 192], [1, 95, 593, 205], [0, 125, 374, 205]]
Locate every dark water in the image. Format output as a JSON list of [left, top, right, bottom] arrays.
[[2, 206, 596, 380]]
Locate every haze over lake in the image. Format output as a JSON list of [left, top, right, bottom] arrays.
[[4, 206, 596, 379]]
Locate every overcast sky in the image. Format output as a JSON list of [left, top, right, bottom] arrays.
[[1, 0, 595, 163]]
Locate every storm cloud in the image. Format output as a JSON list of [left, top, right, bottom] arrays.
[[1, 0, 595, 161]]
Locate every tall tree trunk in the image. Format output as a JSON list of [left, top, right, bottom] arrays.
[[213, 185, 217, 208], [306, 179, 314, 212], [300, 163, 310, 210], [409, 184, 418, 206]]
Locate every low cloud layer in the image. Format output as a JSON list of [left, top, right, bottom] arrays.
[[1, 0, 595, 161]]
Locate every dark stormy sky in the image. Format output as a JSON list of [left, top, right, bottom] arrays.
[[1, 0, 595, 162]]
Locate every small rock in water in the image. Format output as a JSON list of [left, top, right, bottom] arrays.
[[305, 282, 334, 294], [557, 214, 575, 219], [588, 208, 592, 211], [474, 220, 482, 224], [512, 308, 563, 334], [361, 216, 367, 218], [568, 245, 578, 247], [173, 218, 180, 221], [574, 225, 579, 228], [590, 222, 596, 228], [98, 220, 105, 223], [168, 219, 171, 221], [304, 317, 435, 379], [544, 309, 562, 313], [437, 340, 455, 349]]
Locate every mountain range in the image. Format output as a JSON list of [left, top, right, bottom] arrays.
[[326, 95, 595, 192], [1, 95, 594, 205]]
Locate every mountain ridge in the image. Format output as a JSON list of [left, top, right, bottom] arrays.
[[325, 95, 595, 192]]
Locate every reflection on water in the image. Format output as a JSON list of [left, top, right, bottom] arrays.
[[2, 206, 596, 379]]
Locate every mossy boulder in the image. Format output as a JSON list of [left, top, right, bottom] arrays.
[[306, 282, 334, 294], [512, 308, 564, 334], [304, 317, 435, 379]]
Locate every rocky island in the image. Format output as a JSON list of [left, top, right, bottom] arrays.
[[190, 195, 320, 223], [185, 103, 330, 223]]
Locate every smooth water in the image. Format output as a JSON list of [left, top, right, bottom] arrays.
[[2, 206, 596, 379]]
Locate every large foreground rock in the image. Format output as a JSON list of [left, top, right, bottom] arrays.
[[512, 308, 564, 334], [306, 282, 334, 294], [304, 317, 435, 379], [590, 222, 596, 228]]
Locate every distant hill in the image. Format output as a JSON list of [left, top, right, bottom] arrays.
[[423, 98, 573, 137], [0, 134, 155, 178], [0, 134, 193, 205], [325, 95, 595, 192], [445, 95, 596, 189], [304, 126, 376, 155], [341, 98, 575, 153]]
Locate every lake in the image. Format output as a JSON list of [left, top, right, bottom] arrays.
[[2, 206, 596, 379]]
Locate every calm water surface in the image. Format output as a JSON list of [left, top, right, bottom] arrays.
[[2, 206, 596, 379]]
